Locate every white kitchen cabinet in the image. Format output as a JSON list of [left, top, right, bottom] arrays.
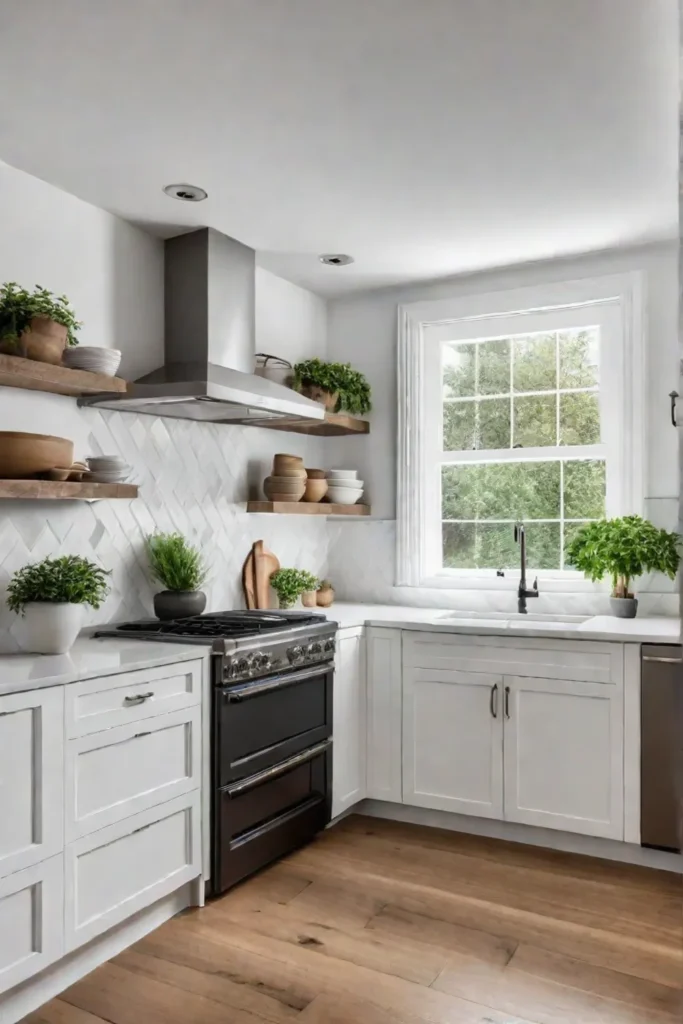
[[65, 706, 202, 840], [366, 627, 402, 802], [0, 687, 64, 879], [0, 855, 63, 992], [504, 676, 624, 840], [403, 668, 504, 817], [332, 630, 366, 818]]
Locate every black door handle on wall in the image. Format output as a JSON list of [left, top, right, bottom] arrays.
[[670, 391, 679, 427], [490, 684, 498, 718], [504, 686, 511, 719]]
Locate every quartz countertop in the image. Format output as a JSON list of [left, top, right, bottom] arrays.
[[0, 638, 207, 697], [324, 603, 681, 644]]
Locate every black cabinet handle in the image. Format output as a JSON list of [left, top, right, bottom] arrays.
[[490, 684, 498, 718], [504, 685, 511, 719], [670, 390, 679, 427]]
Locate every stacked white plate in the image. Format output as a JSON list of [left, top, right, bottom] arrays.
[[63, 346, 122, 376], [86, 455, 131, 483], [326, 469, 364, 505]]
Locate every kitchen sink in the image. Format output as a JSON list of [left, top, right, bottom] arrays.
[[439, 611, 590, 628]]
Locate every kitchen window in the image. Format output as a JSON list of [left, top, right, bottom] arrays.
[[397, 275, 644, 588]]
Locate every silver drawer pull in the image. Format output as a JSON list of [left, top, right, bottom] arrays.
[[226, 740, 332, 797], [124, 692, 154, 706], [642, 657, 682, 664]]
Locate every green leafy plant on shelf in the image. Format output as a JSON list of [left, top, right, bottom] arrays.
[[7, 556, 110, 615], [292, 358, 371, 416], [565, 515, 681, 598], [0, 282, 82, 350], [146, 533, 208, 592], [269, 568, 319, 609]]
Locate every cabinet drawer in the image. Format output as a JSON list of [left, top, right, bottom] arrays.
[[0, 687, 64, 880], [66, 707, 201, 840], [65, 659, 203, 737], [404, 632, 623, 685], [65, 793, 200, 951], [0, 855, 63, 993]]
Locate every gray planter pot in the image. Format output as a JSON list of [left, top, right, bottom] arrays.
[[154, 590, 207, 621], [610, 596, 638, 619]]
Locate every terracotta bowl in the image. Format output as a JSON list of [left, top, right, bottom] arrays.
[[0, 432, 74, 479], [302, 478, 328, 502], [305, 468, 326, 479]]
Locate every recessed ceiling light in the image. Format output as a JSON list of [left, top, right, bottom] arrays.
[[318, 253, 354, 266], [163, 183, 208, 202]]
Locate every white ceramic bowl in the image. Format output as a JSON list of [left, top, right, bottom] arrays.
[[87, 455, 126, 466], [63, 347, 122, 376], [89, 470, 131, 483], [326, 485, 364, 505], [326, 469, 358, 480]]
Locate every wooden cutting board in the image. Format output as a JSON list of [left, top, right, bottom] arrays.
[[242, 547, 257, 609], [255, 541, 280, 609]]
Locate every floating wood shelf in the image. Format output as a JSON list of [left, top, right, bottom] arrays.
[[0, 354, 127, 397], [0, 480, 138, 501], [247, 501, 370, 516], [249, 412, 370, 437]]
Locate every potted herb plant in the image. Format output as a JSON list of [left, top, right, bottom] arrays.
[[566, 515, 681, 618], [0, 282, 81, 364], [269, 568, 319, 610], [316, 579, 335, 608], [7, 555, 110, 654], [292, 358, 371, 415], [147, 532, 208, 620]]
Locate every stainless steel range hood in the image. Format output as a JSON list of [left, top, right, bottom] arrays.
[[80, 228, 324, 425]]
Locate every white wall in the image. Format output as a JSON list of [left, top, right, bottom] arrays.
[[0, 164, 329, 650], [326, 243, 679, 612]]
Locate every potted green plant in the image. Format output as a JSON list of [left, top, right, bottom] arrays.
[[269, 568, 319, 610], [566, 515, 681, 618], [7, 555, 110, 654], [146, 532, 208, 620], [292, 358, 371, 416], [0, 282, 81, 364], [316, 579, 335, 608]]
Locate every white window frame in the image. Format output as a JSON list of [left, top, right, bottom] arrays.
[[396, 273, 645, 590]]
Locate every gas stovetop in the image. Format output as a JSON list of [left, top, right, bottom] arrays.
[[95, 609, 337, 684]]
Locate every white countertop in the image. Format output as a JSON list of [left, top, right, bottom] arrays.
[[0, 638, 206, 696], [324, 603, 681, 644]]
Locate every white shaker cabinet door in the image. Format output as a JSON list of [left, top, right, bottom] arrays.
[[0, 687, 64, 880], [366, 628, 402, 802], [332, 630, 366, 818], [0, 855, 63, 994], [403, 667, 504, 817], [503, 676, 624, 839]]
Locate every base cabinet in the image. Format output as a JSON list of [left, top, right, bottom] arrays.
[[0, 856, 63, 992], [332, 631, 367, 818], [366, 628, 402, 802]]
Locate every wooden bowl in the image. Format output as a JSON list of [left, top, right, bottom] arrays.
[[264, 477, 305, 501], [305, 468, 326, 479], [302, 478, 328, 502], [273, 453, 304, 473], [271, 465, 307, 479], [0, 432, 74, 479]]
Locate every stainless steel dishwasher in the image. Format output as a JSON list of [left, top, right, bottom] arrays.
[[641, 644, 683, 851]]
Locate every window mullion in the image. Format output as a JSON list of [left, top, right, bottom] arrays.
[[509, 336, 514, 448]]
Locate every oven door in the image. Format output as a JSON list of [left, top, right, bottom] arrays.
[[214, 662, 333, 785]]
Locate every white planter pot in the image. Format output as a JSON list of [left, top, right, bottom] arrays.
[[19, 602, 85, 655]]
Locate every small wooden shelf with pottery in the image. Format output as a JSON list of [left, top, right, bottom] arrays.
[[0, 480, 138, 500], [0, 353, 127, 397], [246, 501, 370, 516]]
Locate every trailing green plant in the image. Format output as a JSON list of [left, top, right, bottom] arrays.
[[317, 578, 334, 591], [7, 556, 110, 614], [565, 515, 681, 598], [269, 568, 319, 609], [0, 282, 82, 349], [292, 358, 371, 415], [146, 533, 208, 592]]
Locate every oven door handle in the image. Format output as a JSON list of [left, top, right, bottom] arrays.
[[225, 662, 332, 702], [225, 740, 332, 796]]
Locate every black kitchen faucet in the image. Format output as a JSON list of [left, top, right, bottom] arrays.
[[514, 522, 539, 614]]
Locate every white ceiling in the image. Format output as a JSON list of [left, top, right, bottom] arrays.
[[0, 0, 677, 296]]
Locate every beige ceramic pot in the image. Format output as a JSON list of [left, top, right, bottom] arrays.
[[22, 317, 68, 365], [302, 477, 328, 502], [316, 586, 335, 608], [305, 468, 326, 479], [301, 590, 318, 608]]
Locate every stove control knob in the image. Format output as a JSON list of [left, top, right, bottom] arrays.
[[324, 639, 335, 654], [236, 657, 250, 675], [307, 641, 323, 658], [262, 653, 272, 670], [288, 646, 304, 664]]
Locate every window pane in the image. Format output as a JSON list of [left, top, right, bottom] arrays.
[[563, 521, 591, 569], [478, 397, 510, 449], [478, 339, 510, 395], [559, 329, 599, 389], [524, 522, 561, 570], [513, 394, 557, 447], [560, 392, 600, 445], [443, 522, 475, 568], [474, 523, 518, 569], [443, 401, 475, 450], [513, 334, 556, 393], [564, 460, 605, 519], [442, 461, 561, 521], [443, 343, 475, 398]]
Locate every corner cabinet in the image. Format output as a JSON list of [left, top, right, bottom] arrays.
[[402, 632, 625, 841]]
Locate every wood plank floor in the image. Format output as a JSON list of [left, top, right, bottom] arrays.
[[23, 815, 683, 1024]]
